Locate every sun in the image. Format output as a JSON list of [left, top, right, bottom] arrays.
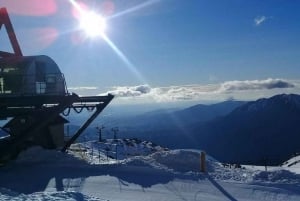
[[79, 11, 107, 38]]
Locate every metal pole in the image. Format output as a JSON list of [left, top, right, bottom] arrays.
[[112, 127, 119, 140], [97, 125, 105, 142], [200, 151, 206, 173], [98, 146, 101, 163], [115, 144, 118, 160]]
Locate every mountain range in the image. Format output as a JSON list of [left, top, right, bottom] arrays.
[[192, 94, 300, 165], [68, 94, 300, 165]]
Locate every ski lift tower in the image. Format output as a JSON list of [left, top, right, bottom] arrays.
[[0, 8, 114, 163]]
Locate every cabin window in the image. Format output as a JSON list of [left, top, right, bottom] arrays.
[[46, 75, 56, 83], [46, 75, 57, 94], [0, 78, 3, 93], [0, 66, 22, 94], [35, 61, 46, 82], [1, 67, 18, 73], [36, 82, 46, 94]]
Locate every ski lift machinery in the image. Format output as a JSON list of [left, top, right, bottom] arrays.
[[0, 8, 114, 163]]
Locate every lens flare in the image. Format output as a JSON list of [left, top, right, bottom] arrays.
[[101, 34, 147, 84], [0, 0, 57, 16], [79, 11, 107, 38]]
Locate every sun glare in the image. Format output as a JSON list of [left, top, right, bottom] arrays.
[[79, 11, 107, 38]]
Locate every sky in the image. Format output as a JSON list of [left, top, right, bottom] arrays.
[[0, 0, 300, 106]]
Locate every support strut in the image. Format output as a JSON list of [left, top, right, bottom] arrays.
[[62, 94, 113, 152]]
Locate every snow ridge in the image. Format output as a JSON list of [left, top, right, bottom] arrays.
[[0, 139, 300, 201]]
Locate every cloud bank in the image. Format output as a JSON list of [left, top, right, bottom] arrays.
[[220, 79, 294, 93], [68, 86, 98, 90], [103, 78, 296, 102], [106, 85, 151, 97]]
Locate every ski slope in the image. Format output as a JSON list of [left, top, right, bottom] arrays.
[[0, 139, 299, 201]]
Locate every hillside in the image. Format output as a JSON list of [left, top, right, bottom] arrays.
[[0, 140, 300, 201], [65, 94, 300, 166], [65, 100, 245, 143], [123, 100, 245, 127], [192, 94, 300, 165]]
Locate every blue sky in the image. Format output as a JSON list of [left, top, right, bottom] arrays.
[[0, 0, 300, 105]]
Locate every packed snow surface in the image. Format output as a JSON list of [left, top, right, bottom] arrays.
[[0, 139, 300, 201]]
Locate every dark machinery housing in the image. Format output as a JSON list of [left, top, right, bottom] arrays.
[[0, 8, 113, 163], [0, 55, 66, 96]]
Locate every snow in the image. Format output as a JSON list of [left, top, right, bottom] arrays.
[[0, 189, 106, 201], [281, 155, 300, 174], [69, 139, 168, 164], [0, 139, 300, 201]]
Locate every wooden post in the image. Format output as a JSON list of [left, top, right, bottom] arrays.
[[200, 151, 206, 173]]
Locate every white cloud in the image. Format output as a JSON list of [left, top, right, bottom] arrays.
[[219, 78, 294, 92], [68, 86, 99, 96], [68, 86, 98, 91], [254, 15, 270, 26], [103, 78, 297, 103], [105, 85, 151, 97]]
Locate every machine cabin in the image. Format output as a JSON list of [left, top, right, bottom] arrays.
[[0, 55, 66, 96]]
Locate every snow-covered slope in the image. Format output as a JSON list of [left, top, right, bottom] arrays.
[[0, 189, 106, 201], [0, 139, 300, 201], [281, 155, 300, 174], [68, 139, 168, 164]]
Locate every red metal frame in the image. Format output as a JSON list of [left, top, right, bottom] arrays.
[[0, 7, 23, 57]]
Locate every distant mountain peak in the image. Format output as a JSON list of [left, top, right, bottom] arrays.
[[271, 93, 300, 105], [233, 93, 300, 113]]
